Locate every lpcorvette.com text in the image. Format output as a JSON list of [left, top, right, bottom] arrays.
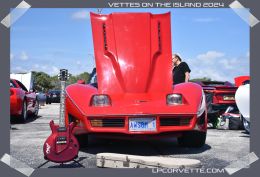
[[152, 168, 226, 174]]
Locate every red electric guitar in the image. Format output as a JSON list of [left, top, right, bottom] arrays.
[[43, 69, 79, 163]]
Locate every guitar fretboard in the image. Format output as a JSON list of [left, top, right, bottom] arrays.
[[59, 81, 66, 128]]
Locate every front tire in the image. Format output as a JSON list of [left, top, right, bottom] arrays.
[[75, 134, 89, 148], [242, 116, 250, 134], [33, 100, 39, 117], [20, 101, 27, 123], [178, 131, 206, 148]]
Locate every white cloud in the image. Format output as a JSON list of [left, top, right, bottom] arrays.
[[51, 66, 59, 75], [10, 53, 14, 60], [246, 51, 249, 58], [191, 68, 225, 81], [11, 66, 27, 73], [187, 51, 249, 82], [197, 51, 225, 61], [193, 18, 219, 23], [71, 10, 90, 20], [19, 51, 29, 60], [33, 64, 40, 68], [76, 60, 81, 65]]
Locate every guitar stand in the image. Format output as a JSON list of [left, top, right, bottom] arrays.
[[37, 160, 50, 168], [37, 159, 85, 168]]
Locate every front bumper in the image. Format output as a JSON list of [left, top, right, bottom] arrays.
[[69, 113, 207, 135]]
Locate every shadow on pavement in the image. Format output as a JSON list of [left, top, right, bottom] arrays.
[[80, 135, 211, 156], [10, 115, 42, 124]]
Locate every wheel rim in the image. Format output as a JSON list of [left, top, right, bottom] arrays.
[[243, 118, 250, 133]]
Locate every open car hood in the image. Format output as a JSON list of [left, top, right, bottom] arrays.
[[90, 12, 172, 94]]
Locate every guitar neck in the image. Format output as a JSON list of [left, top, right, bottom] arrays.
[[59, 80, 66, 128]]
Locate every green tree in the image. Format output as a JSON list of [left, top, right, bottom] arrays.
[[32, 71, 54, 92], [190, 77, 212, 82], [33, 71, 91, 91], [67, 74, 78, 85], [77, 72, 90, 83], [67, 72, 90, 85]]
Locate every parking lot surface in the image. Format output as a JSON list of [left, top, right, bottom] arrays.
[[10, 103, 250, 169]]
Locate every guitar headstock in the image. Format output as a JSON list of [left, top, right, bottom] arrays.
[[58, 69, 69, 81]]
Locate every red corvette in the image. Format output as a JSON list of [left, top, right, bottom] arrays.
[[195, 81, 237, 126], [65, 12, 207, 147], [10, 79, 39, 122]]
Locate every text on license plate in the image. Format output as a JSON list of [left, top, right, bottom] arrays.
[[223, 95, 235, 100], [129, 118, 156, 131]]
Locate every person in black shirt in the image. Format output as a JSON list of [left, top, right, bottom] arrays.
[[172, 54, 191, 85]]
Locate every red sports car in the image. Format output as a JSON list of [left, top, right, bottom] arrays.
[[195, 81, 237, 126], [65, 12, 207, 147], [10, 79, 39, 122]]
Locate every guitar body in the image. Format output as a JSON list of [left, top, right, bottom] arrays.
[[43, 69, 79, 163], [43, 120, 79, 163]]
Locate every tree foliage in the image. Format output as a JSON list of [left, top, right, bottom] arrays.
[[32, 71, 54, 92], [190, 77, 212, 82], [32, 71, 90, 92]]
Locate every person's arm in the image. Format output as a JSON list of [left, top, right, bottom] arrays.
[[182, 62, 191, 82], [185, 72, 190, 82]]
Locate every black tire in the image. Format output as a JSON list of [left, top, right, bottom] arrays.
[[242, 116, 250, 134], [33, 100, 39, 117], [178, 131, 206, 148], [75, 134, 88, 148], [20, 101, 27, 123]]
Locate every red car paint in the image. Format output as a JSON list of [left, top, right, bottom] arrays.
[[10, 79, 38, 119], [234, 76, 250, 87], [196, 81, 237, 119], [65, 12, 207, 139]]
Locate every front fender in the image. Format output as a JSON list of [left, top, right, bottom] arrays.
[[173, 82, 204, 113], [66, 84, 98, 116]]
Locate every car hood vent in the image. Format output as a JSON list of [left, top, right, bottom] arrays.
[[90, 12, 173, 94]]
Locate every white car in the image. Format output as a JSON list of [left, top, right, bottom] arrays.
[[235, 81, 250, 133]]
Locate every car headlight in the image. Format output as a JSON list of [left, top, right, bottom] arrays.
[[197, 91, 206, 117], [167, 94, 182, 105], [91, 94, 111, 106]]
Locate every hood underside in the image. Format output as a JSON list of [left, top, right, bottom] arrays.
[[90, 12, 172, 94]]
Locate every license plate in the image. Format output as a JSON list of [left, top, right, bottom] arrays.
[[223, 95, 235, 100], [53, 95, 57, 98], [129, 118, 156, 132]]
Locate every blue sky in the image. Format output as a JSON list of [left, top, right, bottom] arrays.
[[11, 8, 249, 82]]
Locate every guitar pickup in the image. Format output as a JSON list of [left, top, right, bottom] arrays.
[[56, 141, 67, 144], [58, 127, 67, 132], [56, 137, 67, 144]]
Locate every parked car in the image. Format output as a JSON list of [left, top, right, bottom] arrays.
[[234, 76, 250, 87], [10, 79, 39, 122], [36, 92, 47, 106], [65, 12, 207, 148], [195, 81, 237, 127], [46, 90, 61, 104], [235, 76, 250, 133]]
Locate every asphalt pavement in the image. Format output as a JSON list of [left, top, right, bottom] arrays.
[[10, 103, 250, 169]]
